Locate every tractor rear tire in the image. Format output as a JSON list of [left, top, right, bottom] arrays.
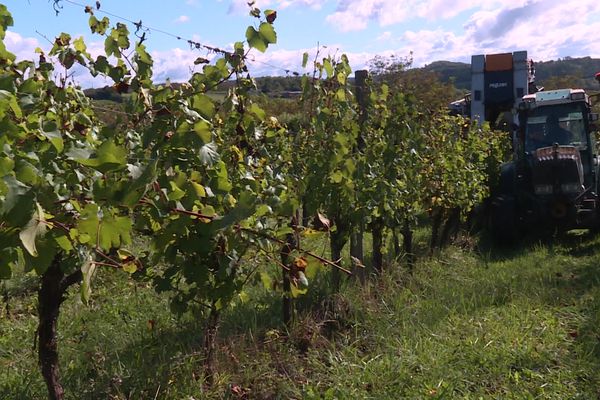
[[489, 195, 519, 245]]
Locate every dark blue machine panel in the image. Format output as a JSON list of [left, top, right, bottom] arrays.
[[484, 70, 514, 105]]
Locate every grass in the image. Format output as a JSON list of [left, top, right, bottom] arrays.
[[2, 230, 600, 399]]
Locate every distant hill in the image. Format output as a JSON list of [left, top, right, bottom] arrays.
[[84, 77, 303, 101], [421, 56, 600, 91], [421, 61, 471, 91], [84, 56, 600, 102]]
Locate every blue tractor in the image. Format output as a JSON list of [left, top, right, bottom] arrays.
[[452, 52, 600, 241], [491, 88, 600, 241]]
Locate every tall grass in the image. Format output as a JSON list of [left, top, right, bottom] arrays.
[[2, 231, 600, 399]]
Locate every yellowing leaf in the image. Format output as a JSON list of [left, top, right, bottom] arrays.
[[305, 257, 322, 279], [238, 291, 249, 303], [260, 271, 272, 290], [168, 181, 185, 201], [258, 22, 277, 44], [191, 181, 206, 198], [54, 235, 73, 252], [202, 205, 216, 217], [122, 261, 137, 274], [293, 257, 307, 272], [81, 256, 96, 304], [330, 170, 343, 184], [290, 282, 307, 297], [192, 94, 215, 119], [193, 120, 212, 144], [19, 202, 47, 256], [249, 103, 266, 121], [117, 248, 134, 261], [301, 228, 325, 237]]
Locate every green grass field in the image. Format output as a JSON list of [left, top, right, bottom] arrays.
[[2, 230, 600, 399]]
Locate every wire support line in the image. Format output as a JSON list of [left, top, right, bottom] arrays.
[[51, 0, 316, 78], [54, 0, 235, 56], [53, 0, 314, 76], [245, 56, 305, 77], [53, 0, 310, 77]]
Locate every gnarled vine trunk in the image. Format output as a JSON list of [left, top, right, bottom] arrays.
[[350, 228, 364, 283], [38, 255, 82, 400], [203, 305, 220, 386], [440, 207, 461, 248], [330, 232, 346, 291], [430, 207, 443, 251], [281, 230, 296, 327], [371, 218, 384, 273], [392, 228, 401, 260], [330, 212, 350, 291], [403, 218, 414, 272]]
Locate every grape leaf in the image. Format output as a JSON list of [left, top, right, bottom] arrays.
[[80, 256, 96, 304], [19, 202, 47, 256]]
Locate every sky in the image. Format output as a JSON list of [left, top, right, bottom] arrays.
[[3, 0, 600, 87]]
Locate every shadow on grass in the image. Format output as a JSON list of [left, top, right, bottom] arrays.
[[476, 227, 600, 262], [55, 271, 342, 399], [41, 229, 600, 399], [61, 319, 205, 400]]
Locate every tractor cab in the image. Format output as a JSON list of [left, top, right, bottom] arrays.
[[515, 89, 597, 194], [490, 87, 600, 239], [522, 101, 589, 153]]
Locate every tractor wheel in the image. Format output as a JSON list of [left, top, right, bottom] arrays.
[[489, 195, 519, 245]]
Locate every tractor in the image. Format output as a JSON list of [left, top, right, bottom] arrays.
[[451, 51, 600, 241], [490, 87, 600, 241]]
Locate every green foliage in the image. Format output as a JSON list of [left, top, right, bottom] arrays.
[[300, 53, 358, 226], [245, 9, 277, 53], [0, 3, 515, 397], [0, 16, 139, 287], [358, 56, 507, 241]]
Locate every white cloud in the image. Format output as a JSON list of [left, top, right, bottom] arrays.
[[151, 47, 219, 82], [325, 9, 369, 32], [457, 0, 600, 61], [300, 0, 600, 71], [321, 0, 598, 34], [325, 0, 481, 32], [246, 45, 388, 76], [320, 0, 600, 68], [376, 31, 392, 41], [3, 31, 112, 88], [228, 0, 323, 14], [5, 30, 40, 61], [417, 0, 481, 21], [174, 15, 190, 23]]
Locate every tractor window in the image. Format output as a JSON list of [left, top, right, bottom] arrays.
[[524, 104, 587, 152]]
